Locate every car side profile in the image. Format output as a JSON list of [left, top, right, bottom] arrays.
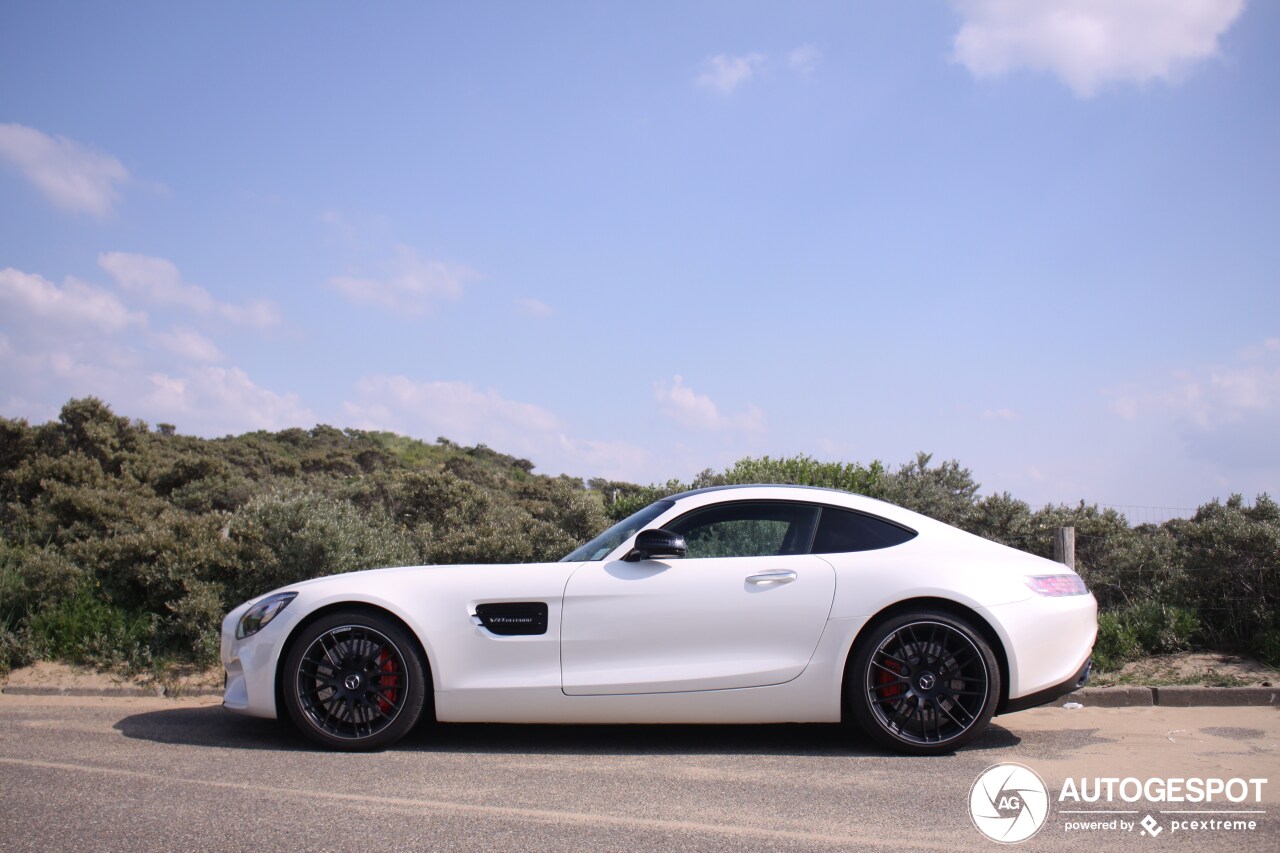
[[221, 484, 1097, 755]]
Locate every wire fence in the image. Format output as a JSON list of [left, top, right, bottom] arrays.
[[1031, 503, 1199, 526]]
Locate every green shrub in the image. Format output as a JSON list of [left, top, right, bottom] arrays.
[[2, 397, 1276, 676], [28, 587, 156, 670], [1092, 603, 1202, 671], [1253, 628, 1280, 668], [0, 626, 36, 677], [226, 490, 418, 604], [1093, 611, 1141, 671]]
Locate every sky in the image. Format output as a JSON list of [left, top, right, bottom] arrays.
[[1, 1, 1277, 515]]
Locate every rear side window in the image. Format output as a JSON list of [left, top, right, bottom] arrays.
[[811, 507, 917, 554]]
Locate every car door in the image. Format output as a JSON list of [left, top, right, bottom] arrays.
[[560, 500, 836, 695]]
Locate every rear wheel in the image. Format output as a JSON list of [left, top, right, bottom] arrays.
[[847, 610, 999, 755], [282, 610, 427, 751]]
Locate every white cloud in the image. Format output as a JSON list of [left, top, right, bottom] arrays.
[[0, 267, 144, 333], [1242, 337, 1280, 359], [1110, 340, 1280, 467], [143, 367, 313, 435], [787, 44, 821, 75], [555, 435, 650, 483], [328, 245, 474, 315], [346, 375, 562, 440], [951, 0, 1245, 97], [0, 123, 130, 216], [982, 407, 1019, 420], [343, 375, 649, 480], [655, 375, 764, 432], [696, 53, 767, 94], [516, 297, 553, 318], [0, 263, 305, 437], [153, 326, 225, 363], [98, 252, 280, 327], [1112, 363, 1279, 429]]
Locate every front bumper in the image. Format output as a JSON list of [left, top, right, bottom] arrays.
[[220, 599, 299, 719]]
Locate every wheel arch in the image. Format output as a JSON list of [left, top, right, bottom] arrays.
[[839, 596, 1011, 719], [273, 601, 437, 723]]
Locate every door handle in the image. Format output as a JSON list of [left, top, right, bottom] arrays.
[[746, 570, 797, 585]]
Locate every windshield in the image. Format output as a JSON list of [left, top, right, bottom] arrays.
[[560, 500, 675, 562]]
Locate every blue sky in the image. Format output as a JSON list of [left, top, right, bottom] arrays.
[[1, 1, 1276, 514]]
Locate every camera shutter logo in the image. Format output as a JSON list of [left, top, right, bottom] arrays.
[[969, 763, 1050, 844]]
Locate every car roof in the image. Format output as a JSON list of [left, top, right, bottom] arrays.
[[661, 483, 940, 533], [667, 483, 866, 501]]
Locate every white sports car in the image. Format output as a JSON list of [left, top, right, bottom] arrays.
[[221, 484, 1097, 754]]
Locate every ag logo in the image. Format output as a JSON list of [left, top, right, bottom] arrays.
[[969, 763, 1050, 844]]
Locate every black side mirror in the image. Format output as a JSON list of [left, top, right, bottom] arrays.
[[623, 528, 687, 562]]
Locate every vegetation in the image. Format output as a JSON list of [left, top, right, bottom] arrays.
[[1, 399, 1277, 677]]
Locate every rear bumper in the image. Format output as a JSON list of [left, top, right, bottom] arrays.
[[1000, 656, 1092, 714]]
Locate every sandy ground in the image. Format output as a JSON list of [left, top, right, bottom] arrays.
[[1092, 652, 1278, 687], [1, 660, 223, 695]]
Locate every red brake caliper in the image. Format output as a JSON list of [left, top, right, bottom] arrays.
[[876, 658, 904, 701], [375, 649, 399, 713]]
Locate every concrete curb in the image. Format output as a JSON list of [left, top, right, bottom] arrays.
[[1154, 686, 1278, 707], [1063, 687, 1153, 707], [1, 685, 224, 698], [1063, 686, 1278, 708]]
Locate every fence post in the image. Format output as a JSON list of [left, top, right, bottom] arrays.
[[1054, 526, 1076, 570]]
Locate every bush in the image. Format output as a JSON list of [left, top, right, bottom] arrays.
[[0, 627, 35, 677], [226, 490, 418, 604], [1091, 603, 1202, 671], [27, 586, 156, 671], [1093, 611, 1142, 671], [1253, 626, 1280, 668], [2, 397, 1276, 676]]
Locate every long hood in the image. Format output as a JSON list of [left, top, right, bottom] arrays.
[[272, 558, 583, 612], [281, 559, 576, 596]]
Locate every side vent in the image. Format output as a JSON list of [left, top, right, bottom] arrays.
[[474, 602, 549, 636]]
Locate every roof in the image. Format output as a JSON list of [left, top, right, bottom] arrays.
[[666, 483, 870, 501]]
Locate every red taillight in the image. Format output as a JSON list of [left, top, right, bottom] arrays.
[[1025, 574, 1088, 596]]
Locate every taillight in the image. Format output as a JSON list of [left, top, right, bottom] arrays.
[[1025, 574, 1088, 596]]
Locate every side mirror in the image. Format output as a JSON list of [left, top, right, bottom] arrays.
[[623, 528, 687, 562]]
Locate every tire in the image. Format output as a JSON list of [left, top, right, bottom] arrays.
[[847, 610, 1000, 755], [282, 610, 427, 751]]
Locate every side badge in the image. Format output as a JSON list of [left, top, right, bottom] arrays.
[[474, 602, 549, 636]]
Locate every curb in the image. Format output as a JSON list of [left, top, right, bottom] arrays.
[[1153, 686, 1278, 707], [1, 685, 224, 698], [1063, 686, 1278, 708], [1063, 687, 1153, 707]]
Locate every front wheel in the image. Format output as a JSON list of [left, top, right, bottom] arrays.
[[282, 611, 427, 751], [847, 610, 1000, 755]]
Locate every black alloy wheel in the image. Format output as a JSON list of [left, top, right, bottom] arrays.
[[847, 610, 1000, 755], [282, 611, 427, 751]]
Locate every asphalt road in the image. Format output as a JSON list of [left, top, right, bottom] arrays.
[[0, 694, 1276, 852]]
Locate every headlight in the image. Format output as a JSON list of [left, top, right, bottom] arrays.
[[236, 592, 297, 639], [1025, 574, 1089, 596]]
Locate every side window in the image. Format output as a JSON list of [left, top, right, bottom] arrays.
[[811, 507, 917, 554], [667, 502, 820, 559]]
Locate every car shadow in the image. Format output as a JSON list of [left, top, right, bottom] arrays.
[[115, 705, 313, 751], [116, 705, 1022, 757]]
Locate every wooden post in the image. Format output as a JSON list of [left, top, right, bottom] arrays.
[[1054, 526, 1076, 570]]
